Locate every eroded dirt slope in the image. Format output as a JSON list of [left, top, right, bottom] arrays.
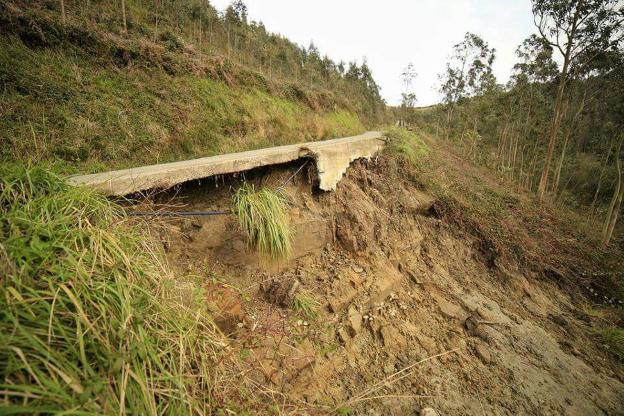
[[138, 152, 623, 415]]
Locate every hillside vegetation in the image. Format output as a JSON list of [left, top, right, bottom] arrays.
[[399, 4, 623, 248], [0, 0, 386, 173]]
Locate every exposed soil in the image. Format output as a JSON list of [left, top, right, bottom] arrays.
[[135, 153, 624, 415]]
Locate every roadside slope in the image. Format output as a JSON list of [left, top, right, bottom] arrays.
[[132, 128, 624, 414], [0, 1, 386, 174]]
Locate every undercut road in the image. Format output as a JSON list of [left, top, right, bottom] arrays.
[[69, 131, 385, 196]]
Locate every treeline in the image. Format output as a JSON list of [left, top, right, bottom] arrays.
[[407, 0, 623, 247], [32, 0, 386, 123]]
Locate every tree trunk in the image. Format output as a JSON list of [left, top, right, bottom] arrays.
[[227, 26, 231, 57], [602, 137, 623, 247], [552, 132, 570, 196], [121, 0, 127, 32], [60, 0, 66, 23], [591, 138, 614, 211], [536, 1, 583, 201], [537, 77, 566, 200], [446, 106, 453, 140], [602, 166, 623, 248]]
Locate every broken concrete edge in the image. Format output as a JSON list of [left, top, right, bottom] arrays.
[[68, 131, 387, 196]]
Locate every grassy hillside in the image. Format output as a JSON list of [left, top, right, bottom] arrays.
[[0, 165, 281, 413], [0, 0, 384, 173]]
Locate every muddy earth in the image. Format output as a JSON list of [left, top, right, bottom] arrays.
[[139, 156, 623, 415]]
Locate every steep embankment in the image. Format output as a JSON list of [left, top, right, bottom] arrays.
[[132, 129, 624, 414], [0, 1, 383, 174]]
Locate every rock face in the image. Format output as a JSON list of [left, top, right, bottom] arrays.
[[68, 131, 385, 195], [153, 145, 624, 415]]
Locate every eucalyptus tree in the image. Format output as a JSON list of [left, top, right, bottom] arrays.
[[400, 63, 417, 125], [500, 35, 559, 187], [438, 32, 496, 141], [532, 0, 624, 200], [439, 32, 497, 104]]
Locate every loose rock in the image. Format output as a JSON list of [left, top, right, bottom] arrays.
[[438, 298, 463, 320], [475, 344, 492, 364], [465, 315, 491, 341], [347, 305, 362, 336], [337, 328, 351, 344]]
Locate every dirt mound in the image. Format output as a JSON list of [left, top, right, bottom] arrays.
[[137, 157, 624, 414]]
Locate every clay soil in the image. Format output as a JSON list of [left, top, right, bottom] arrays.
[[135, 144, 624, 415]]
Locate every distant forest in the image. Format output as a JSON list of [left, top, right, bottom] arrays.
[[403, 0, 623, 246]]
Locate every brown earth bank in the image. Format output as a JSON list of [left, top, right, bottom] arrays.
[[129, 140, 624, 415]]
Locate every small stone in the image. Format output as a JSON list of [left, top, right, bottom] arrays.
[[465, 315, 491, 342], [438, 298, 463, 320], [351, 264, 364, 273], [407, 269, 422, 284], [379, 325, 406, 348], [191, 221, 203, 229], [549, 313, 569, 328], [475, 344, 491, 364], [297, 319, 303, 326], [347, 305, 362, 336], [418, 336, 437, 355], [420, 408, 439, 416], [337, 328, 350, 344], [476, 306, 493, 321]]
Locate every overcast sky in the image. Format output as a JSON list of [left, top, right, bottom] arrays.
[[209, 0, 537, 106]]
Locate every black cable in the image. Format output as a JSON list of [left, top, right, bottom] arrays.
[[128, 210, 230, 217]]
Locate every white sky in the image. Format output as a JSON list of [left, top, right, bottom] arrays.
[[209, 0, 536, 105]]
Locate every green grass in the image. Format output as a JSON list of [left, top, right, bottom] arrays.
[[383, 126, 430, 166], [0, 165, 234, 414], [233, 184, 292, 260], [292, 293, 320, 319], [0, 32, 365, 175], [602, 327, 624, 359]]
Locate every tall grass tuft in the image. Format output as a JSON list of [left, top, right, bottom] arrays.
[[0, 164, 229, 414], [233, 184, 292, 260], [602, 327, 624, 359]]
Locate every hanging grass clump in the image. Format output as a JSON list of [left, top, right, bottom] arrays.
[[233, 184, 292, 260]]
